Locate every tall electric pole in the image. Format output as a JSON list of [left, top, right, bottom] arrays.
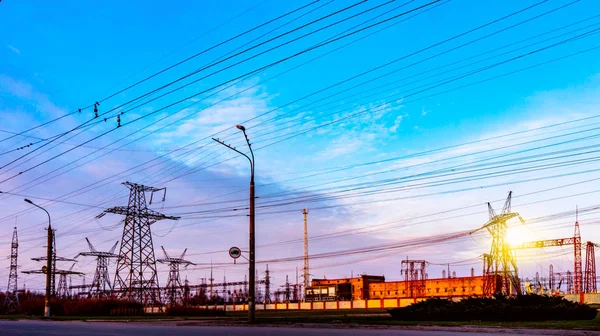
[[3, 227, 19, 312], [302, 209, 310, 291]]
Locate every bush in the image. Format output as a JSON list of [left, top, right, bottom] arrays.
[[17, 297, 145, 317], [388, 294, 598, 321]]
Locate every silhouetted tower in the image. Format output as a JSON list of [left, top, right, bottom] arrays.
[[183, 278, 190, 307], [567, 270, 574, 294], [75, 238, 119, 298], [548, 264, 555, 293], [585, 241, 598, 293], [574, 208, 583, 294], [158, 246, 194, 306], [302, 208, 310, 290], [482, 192, 524, 296], [284, 275, 291, 302], [102, 182, 180, 305], [3, 227, 19, 312], [401, 259, 426, 298], [264, 265, 271, 303], [209, 261, 214, 300], [56, 263, 83, 298]]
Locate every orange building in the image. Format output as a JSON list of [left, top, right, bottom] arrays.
[[369, 276, 486, 299], [311, 275, 385, 300], [309, 275, 486, 301]]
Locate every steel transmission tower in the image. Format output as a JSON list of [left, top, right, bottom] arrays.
[[574, 209, 583, 294], [585, 241, 598, 293], [102, 182, 180, 305], [3, 227, 19, 312], [264, 265, 271, 303], [75, 238, 119, 298], [302, 209, 310, 292], [56, 263, 83, 298], [482, 192, 525, 296], [157, 246, 194, 306]]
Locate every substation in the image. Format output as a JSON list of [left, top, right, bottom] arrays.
[[3, 185, 600, 313]]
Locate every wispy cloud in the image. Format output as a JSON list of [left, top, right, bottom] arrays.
[[389, 115, 403, 133], [7, 45, 20, 55]]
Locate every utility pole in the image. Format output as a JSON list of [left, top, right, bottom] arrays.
[[23, 199, 52, 318], [302, 208, 310, 291], [213, 124, 256, 323]]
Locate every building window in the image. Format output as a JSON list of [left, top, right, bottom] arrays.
[[444, 288, 447, 292], [436, 288, 440, 293], [387, 291, 390, 295], [472, 287, 475, 291]]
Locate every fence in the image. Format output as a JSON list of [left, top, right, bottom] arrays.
[[174, 298, 428, 312], [564, 293, 600, 304]]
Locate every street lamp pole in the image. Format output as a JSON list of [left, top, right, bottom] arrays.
[[24, 198, 52, 318], [213, 124, 255, 323]]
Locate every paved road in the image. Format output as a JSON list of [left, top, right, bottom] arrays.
[[0, 320, 596, 336]]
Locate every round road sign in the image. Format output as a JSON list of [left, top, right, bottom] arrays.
[[229, 246, 241, 259]]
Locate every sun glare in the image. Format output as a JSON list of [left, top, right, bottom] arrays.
[[505, 225, 533, 247]]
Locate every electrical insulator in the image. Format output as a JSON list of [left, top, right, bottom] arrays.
[[94, 102, 99, 118], [117, 115, 121, 128]]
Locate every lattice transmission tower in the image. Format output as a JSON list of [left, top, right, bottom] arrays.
[[3, 227, 19, 312], [585, 241, 598, 293], [158, 246, 194, 306], [482, 191, 525, 296], [56, 263, 83, 298], [75, 238, 119, 298], [302, 209, 310, 292], [101, 182, 179, 306]]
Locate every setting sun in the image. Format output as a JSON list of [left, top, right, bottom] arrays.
[[505, 225, 535, 247]]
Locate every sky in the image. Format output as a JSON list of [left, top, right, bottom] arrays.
[[2, 0, 600, 294]]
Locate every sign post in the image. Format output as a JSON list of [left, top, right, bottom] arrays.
[[229, 246, 242, 263]]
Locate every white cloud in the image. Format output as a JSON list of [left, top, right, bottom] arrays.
[[389, 115, 403, 133], [7, 45, 20, 55]]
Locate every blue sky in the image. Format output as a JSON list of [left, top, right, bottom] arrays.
[[2, 0, 600, 293]]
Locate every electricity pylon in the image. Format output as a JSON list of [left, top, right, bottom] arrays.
[[157, 246, 194, 306], [482, 191, 525, 296], [75, 238, 119, 298], [3, 227, 19, 312], [302, 209, 310, 293], [56, 263, 83, 298], [102, 182, 179, 306]]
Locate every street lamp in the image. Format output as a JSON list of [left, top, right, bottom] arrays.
[[24, 198, 53, 318], [213, 124, 255, 323]]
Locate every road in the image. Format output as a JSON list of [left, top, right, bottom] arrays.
[[1, 320, 597, 336]]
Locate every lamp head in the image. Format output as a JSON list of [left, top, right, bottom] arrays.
[[236, 125, 246, 131], [24, 198, 33, 204]]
